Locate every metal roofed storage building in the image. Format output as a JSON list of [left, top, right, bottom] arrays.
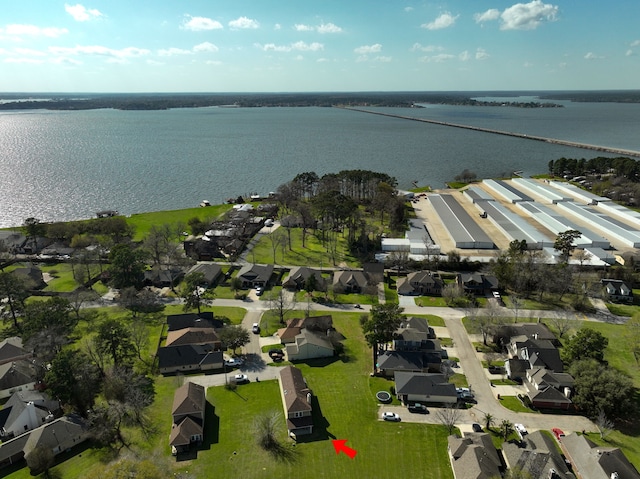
[[428, 194, 494, 249]]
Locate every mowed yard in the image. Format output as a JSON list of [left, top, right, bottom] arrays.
[[5, 311, 452, 478], [162, 312, 453, 478]]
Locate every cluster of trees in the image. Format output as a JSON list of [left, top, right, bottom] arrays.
[[562, 328, 636, 425], [548, 156, 640, 180], [276, 170, 407, 263]]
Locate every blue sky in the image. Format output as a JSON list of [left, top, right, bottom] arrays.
[[1, 1, 639, 92]]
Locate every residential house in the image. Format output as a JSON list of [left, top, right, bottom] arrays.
[[165, 328, 222, 350], [363, 262, 385, 284], [236, 264, 274, 288], [397, 271, 443, 296], [11, 265, 46, 290], [456, 273, 499, 295], [166, 312, 224, 331], [0, 361, 37, 400], [601, 279, 634, 304], [394, 371, 457, 405], [396, 317, 436, 340], [186, 263, 223, 286], [286, 329, 335, 361], [277, 315, 335, 344], [378, 350, 443, 377], [562, 432, 640, 479], [508, 337, 564, 373], [494, 323, 560, 349], [0, 231, 26, 255], [282, 266, 326, 292], [393, 318, 440, 352], [278, 366, 314, 438], [170, 382, 206, 455], [157, 344, 223, 375], [0, 415, 88, 471], [448, 433, 502, 479], [332, 270, 370, 294], [0, 337, 33, 366], [143, 265, 186, 288], [0, 391, 58, 440], [502, 430, 575, 479], [524, 367, 574, 410]]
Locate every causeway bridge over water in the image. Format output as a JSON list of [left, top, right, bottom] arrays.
[[341, 106, 640, 158]]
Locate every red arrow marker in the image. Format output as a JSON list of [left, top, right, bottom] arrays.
[[332, 439, 357, 459]]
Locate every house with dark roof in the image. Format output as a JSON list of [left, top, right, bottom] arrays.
[[157, 344, 223, 375], [332, 270, 370, 294], [282, 266, 326, 291], [166, 313, 224, 331], [0, 361, 37, 400], [456, 273, 499, 295], [601, 279, 634, 304], [0, 391, 58, 440], [236, 263, 274, 288], [285, 329, 335, 361], [494, 323, 560, 348], [11, 265, 46, 290], [524, 367, 574, 410], [186, 263, 223, 286], [562, 432, 640, 479], [0, 415, 88, 471], [502, 430, 574, 479], [378, 350, 442, 376], [278, 366, 313, 438], [0, 338, 33, 366], [143, 266, 186, 288], [448, 433, 502, 479], [170, 382, 206, 455], [394, 371, 457, 405], [397, 271, 443, 296]]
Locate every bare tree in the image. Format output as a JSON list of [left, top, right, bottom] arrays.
[[267, 288, 296, 325], [596, 409, 614, 440], [435, 405, 462, 434], [510, 293, 524, 323], [549, 308, 574, 339]]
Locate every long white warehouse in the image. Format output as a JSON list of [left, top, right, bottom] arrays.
[[511, 178, 574, 204], [516, 202, 610, 249], [547, 181, 611, 205]]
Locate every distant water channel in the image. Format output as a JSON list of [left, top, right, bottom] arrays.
[[1, 99, 639, 228]]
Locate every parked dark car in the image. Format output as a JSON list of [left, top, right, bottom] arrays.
[[408, 403, 429, 414], [268, 348, 285, 359], [472, 423, 483, 433]]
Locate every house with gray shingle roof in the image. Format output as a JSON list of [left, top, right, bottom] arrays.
[[562, 433, 640, 479], [332, 270, 370, 294], [237, 263, 274, 288], [282, 266, 326, 291], [397, 271, 443, 296], [448, 432, 502, 479], [394, 371, 457, 405], [285, 329, 335, 361], [0, 361, 37, 400], [0, 338, 32, 366], [503, 430, 574, 479], [0, 391, 58, 440]]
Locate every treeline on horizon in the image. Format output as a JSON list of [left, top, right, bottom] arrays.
[[2, 89, 633, 111]]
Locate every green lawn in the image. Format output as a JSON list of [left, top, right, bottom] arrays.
[[127, 205, 231, 241], [415, 296, 449, 307], [498, 396, 535, 413], [249, 227, 360, 268], [41, 263, 79, 293], [605, 302, 639, 317]]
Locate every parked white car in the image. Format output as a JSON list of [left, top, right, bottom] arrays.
[[514, 423, 528, 439]]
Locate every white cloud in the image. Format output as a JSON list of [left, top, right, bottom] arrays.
[[374, 56, 392, 62], [229, 16, 259, 30], [354, 43, 382, 54], [317, 23, 342, 34], [256, 41, 323, 52], [356, 55, 368, 63], [404, 7, 414, 12], [193, 42, 219, 53], [51, 56, 82, 65], [411, 43, 444, 53], [274, 24, 281, 30], [65, 4, 103, 22], [182, 15, 223, 31], [421, 12, 458, 30], [49, 45, 150, 59], [626, 49, 634, 57], [317, 57, 329, 63], [631, 40, 640, 47], [500, 1, 558, 31], [4, 24, 69, 38], [474, 9, 500, 23], [5, 57, 45, 64], [295, 24, 314, 32], [475, 48, 490, 60], [14, 48, 46, 56], [433, 54, 456, 62], [584, 52, 604, 60], [294, 55, 304, 61], [459, 51, 470, 61], [206, 60, 222, 65], [158, 47, 192, 57]]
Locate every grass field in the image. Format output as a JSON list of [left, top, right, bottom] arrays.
[[127, 205, 231, 241], [6, 311, 454, 479]]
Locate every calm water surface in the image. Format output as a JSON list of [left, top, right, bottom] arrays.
[[1, 101, 639, 228]]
